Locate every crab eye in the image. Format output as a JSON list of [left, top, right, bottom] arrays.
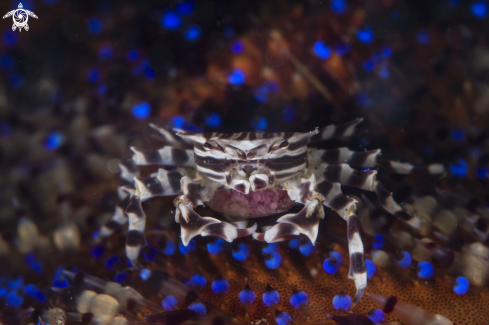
[[270, 140, 289, 152], [237, 149, 247, 160], [279, 141, 289, 148], [247, 145, 267, 159], [203, 142, 213, 150]]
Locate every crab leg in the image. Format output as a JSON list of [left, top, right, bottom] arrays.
[[311, 118, 364, 142], [98, 186, 133, 238], [130, 146, 195, 167]]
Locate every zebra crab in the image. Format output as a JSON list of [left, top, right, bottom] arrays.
[[98, 118, 444, 307]]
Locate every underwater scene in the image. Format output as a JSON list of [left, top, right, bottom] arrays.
[[1, 0, 489, 324]]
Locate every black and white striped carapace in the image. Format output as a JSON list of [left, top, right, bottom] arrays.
[[97, 118, 444, 310]]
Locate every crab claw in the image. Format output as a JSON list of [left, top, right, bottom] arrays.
[[176, 203, 221, 246], [275, 199, 323, 244]]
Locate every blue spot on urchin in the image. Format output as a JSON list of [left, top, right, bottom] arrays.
[[128, 50, 140, 61], [176, 0, 195, 15], [139, 269, 151, 281], [417, 31, 430, 44], [262, 285, 280, 307], [313, 40, 332, 60], [179, 239, 196, 254], [449, 158, 468, 177], [471, 0, 488, 18], [87, 68, 100, 83], [477, 165, 489, 179], [228, 68, 246, 85], [171, 115, 186, 129], [323, 251, 343, 274], [363, 59, 375, 71], [0, 287, 7, 298], [51, 278, 69, 288], [184, 25, 201, 41], [275, 310, 292, 325], [239, 285, 256, 305], [373, 235, 384, 249], [205, 112, 222, 128], [332, 293, 351, 310], [335, 43, 351, 56], [451, 129, 465, 141], [252, 117, 268, 131], [105, 255, 121, 271], [453, 276, 470, 295], [396, 251, 412, 269], [161, 10, 182, 30], [288, 237, 301, 249], [299, 241, 316, 256], [90, 244, 105, 259], [207, 238, 225, 255], [366, 259, 376, 279], [7, 277, 23, 290], [231, 40, 245, 54], [191, 273, 207, 289], [283, 106, 295, 123], [132, 102, 151, 120], [23, 284, 36, 296], [113, 271, 129, 283], [330, 0, 347, 13], [368, 309, 386, 324], [98, 45, 113, 60], [161, 295, 178, 310], [417, 261, 434, 279], [43, 131, 64, 151], [162, 240, 176, 256], [262, 243, 279, 254], [88, 17, 102, 34], [6, 291, 23, 307], [357, 28, 374, 44], [211, 277, 229, 295], [289, 290, 308, 309], [232, 243, 250, 262], [143, 246, 158, 261], [188, 302, 206, 314], [264, 251, 282, 269]]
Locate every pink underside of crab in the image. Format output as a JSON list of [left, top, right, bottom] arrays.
[[207, 187, 295, 217]]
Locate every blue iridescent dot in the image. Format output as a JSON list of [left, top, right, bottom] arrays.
[[366, 259, 376, 279], [179, 239, 196, 254], [51, 278, 69, 288], [289, 290, 308, 309], [145, 66, 155, 79], [98, 84, 107, 95], [128, 50, 140, 61], [188, 302, 206, 314], [23, 284, 36, 296], [0, 287, 7, 298], [449, 158, 468, 177], [471, 1, 488, 18], [262, 285, 280, 307], [453, 276, 470, 295], [6, 291, 23, 308], [132, 102, 151, 120], [373, 235, 384, 249], [330, 0, 346, 13], [87, 68, 100, 83], [417, 31, 430, 44], [363, 59, 375, 71], [7, 277, 23, 290], [335, 43, 351, 55], [191, 273, 207, 288], [417, 261, 434, 279], [211, 277, 229, 295], [113, 271, 129, 283], [184, 25, 201, 41], [162, 295, 178, 310], [228, 68, 246, 85], [323, 251, 343, 274], [105, 255, 121, 271], [231, 40, 244, 54], [142, 246, 157, 261], [163, 240, 176, 256], [275, 310, 292, 325], [381, 46, 393, 58], [239, 286, 256, 305], [171, 115, 186, 129], [89, 18, 102, 34], [477, 166, 489, 179], [232, 243, 250, 262], [369, 309, 386, 324], [282, 106, 295, 123], [161, 10, 182, 30], [313, 40, 332, 59], [207, 238, 225, 255], [44, 131, 64, 150], [252, 117, 268, 131], [53, 267, 64, 279], [176, 0, 195, 15], [396, 251, 412, 269], [262, 243, 279, 254], [299, 241, 316, 256], [205, 112, 222, 128], [90, 244, 105, 259], [139, 269, 151, 281], [288, 237, 301, 249], [33, 290, 47, 303], [357, 28, 374, 44], [99, 45, 113, 60], [451, 129, 465, 141], [265, 251, 282, 269], [332, 293, 352, 310]]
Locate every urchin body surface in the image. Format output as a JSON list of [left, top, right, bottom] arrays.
[[98, 118, 444, 309]]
